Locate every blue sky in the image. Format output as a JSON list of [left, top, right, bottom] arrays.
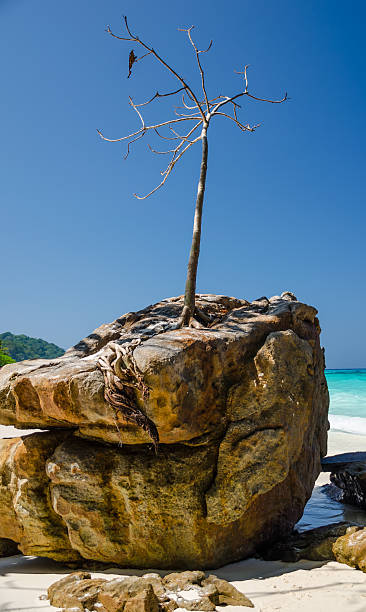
[[1, 0, 365, 368]]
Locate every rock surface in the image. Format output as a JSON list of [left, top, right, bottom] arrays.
[[330, 462, 366, 509], [0, 537, 19, 557], [332, 526, 366, 572], [260, 522, 366, 575], [46, 570, 254, 611], [321, 452, 366, 472], [0, 293, 329, 567], [260, 522, 357, 562]]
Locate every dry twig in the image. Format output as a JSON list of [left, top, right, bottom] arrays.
[[99, 16, 287, 201]]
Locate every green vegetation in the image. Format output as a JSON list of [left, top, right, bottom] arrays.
[[0, 332, 64, 363], [0, 340, 15, 367]]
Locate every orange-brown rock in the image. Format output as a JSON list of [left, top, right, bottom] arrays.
[[0, 431, 80, 560], [46, 571, 253, 611], [0, 294, 328, 448], [47, 571, 107, 611], [332, 526, 366, 571], [0, 293, 329, 567]]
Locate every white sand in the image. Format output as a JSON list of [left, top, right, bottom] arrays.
[[0, 425, 43, 438], [1, 429, 366, 611]]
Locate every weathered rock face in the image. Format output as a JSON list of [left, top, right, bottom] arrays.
[[260, 522, 357, 562], [0, 537, 18, 557], [0, 431, 81, 561], [258, 522, 366, 572], [0, 293, 329, 568], [332, 526, 366, 571], [330, 462, 366, 509], [46, 570, 254, 612]]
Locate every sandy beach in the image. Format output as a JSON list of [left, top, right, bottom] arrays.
[[1, 429, 366, 612]]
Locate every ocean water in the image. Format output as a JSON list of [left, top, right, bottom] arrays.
[[327, 369, 366, 435], [297, 368, 366, 531]]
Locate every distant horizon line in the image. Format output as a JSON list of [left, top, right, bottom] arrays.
[[325, 368, 366, 372]]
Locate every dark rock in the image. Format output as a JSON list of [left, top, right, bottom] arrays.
[[0, 537, 19, 557], [260, 522, 357, 562], [330, 462, 366, 508], [321, 453, 366, 472]]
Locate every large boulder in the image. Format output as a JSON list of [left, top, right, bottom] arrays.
[[0, 293, 329, 568]]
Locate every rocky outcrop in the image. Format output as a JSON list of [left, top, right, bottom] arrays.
[[0, 432, 81, 561], [260, 522, 357, 562], [332, 526, 366, 571], [259, 522, 366, 574], [261, 522, 366, 574], [46, 570, 254, 611], [330, 462, 366, 509], [322, 452, 366, 472], [0, 538, 18, 557], [0, 293, 329, 567]]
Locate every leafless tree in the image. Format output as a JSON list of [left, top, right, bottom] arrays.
[[98, 17, 287, 327]]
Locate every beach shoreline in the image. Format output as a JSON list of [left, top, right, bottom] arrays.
[[1, 429, 366, 611]]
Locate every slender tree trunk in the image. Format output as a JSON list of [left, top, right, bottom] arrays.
[[180, 125, 208, 326]]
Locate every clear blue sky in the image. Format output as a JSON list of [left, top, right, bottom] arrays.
[[1, 0, 365, 368]]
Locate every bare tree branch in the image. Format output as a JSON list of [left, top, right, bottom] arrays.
[[124, 132, 146, 159], [179, 93, 228, 111], [159, 122, 202, 174], [182, 92, 197, 110], [134, 135, 201, 199], [178, 26, 211, 113], [100, 18, 287, 207], [106, 17, 207, 122], [100, 19, 287, 211], [174, 108, 203, 118], [199, 40, 213, 54], [153, 126, 201, 143], [154, 128, 180, 141], [169, 127, 200, 143], [129, 96, 145, 128], [234, 65, 250, 92], [134, 86, 187, 107], [209, 65, 287, 118], [135, 51, 153, 62], [97, 116, 200, 144], [147, 143, 176, 155], [245, 91, 288, 104], [213, 111, 259, 132]]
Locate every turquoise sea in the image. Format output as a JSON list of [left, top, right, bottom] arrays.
[[297, 369, 366, 530], [326, 369, 366, 435]]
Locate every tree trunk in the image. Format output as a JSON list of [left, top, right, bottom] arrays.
[[180, 126, 208, 326]]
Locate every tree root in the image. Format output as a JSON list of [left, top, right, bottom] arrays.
[[97, 339, 159, 452]]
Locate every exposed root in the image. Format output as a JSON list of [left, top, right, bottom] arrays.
[[97, 339, 159, 452], [178, 305, 216, 329]]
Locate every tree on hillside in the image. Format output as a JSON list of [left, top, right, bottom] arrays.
[[99, 17, 287, 326], [0, 340, 15, 368], [0, 332, 64, 362]]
